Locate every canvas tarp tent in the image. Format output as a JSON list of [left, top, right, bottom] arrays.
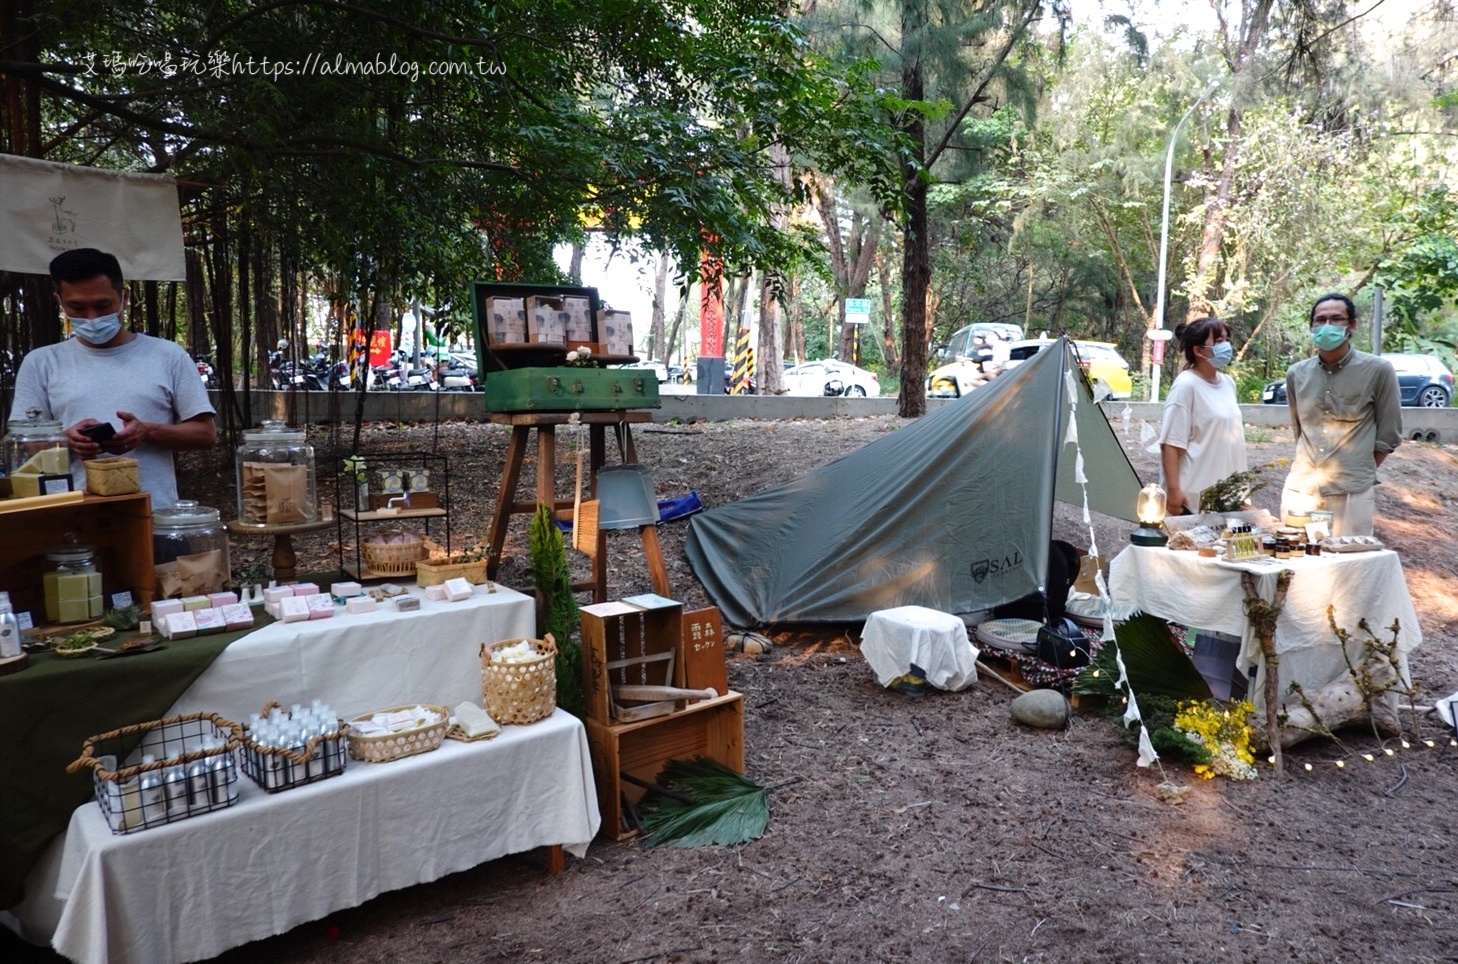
[[685, 337, 1144, 626]]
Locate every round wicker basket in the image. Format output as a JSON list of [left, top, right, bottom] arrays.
[[479, 637, 557, 725], [361, 533, 426, 576]]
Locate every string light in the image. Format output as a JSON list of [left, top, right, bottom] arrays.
[[1383, 748, 1395, 757], [1400, 740, 1411, 750], [1335, 760, 1346, 768], [1303, 762, 1313, 771], [1361, 753, 1375, 762]]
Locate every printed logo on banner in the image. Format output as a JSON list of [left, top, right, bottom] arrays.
[[970, 550, 1023, 584]]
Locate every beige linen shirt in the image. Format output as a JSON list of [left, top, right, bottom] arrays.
[[1284, 348, 1402, 496]]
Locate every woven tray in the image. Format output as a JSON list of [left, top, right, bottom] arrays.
[[480, 637, 557, 725], [415, 558, 489, 587], [974, 617, 1043, 654], [345, 704, 449, 762]]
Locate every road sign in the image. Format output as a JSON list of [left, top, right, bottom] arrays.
[[845, 297, 871, 315]]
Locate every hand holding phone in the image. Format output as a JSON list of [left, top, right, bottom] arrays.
[[79, 422, 117, 444]]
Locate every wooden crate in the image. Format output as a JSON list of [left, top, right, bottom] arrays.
[[580, 596, 683, 724], [586, 691, 745, 841], [0, 492, 154, 624]]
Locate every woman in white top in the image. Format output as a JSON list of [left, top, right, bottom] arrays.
[[1159, 317, 1247, 514]]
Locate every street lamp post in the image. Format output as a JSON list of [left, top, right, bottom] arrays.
[[1150, 83, 1219, 404]]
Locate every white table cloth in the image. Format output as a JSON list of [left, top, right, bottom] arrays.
[[24, 710, 598, 964], [859, 605, 980, 691], [167, 583, 534, 720], [1108, 546, 1421, 710]]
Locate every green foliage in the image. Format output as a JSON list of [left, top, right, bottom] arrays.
[[1073, 612, 1211, 703], [528, 503, 583, 719], [1198, 465, 1271, 514], [639, 757, 769, 849]]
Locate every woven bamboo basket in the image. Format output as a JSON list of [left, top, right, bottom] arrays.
[[84, 456, 140, 496], [415, 558, 489, 587], [360, 533, 426, 576], [345, 704, 449, 763], [480, 637, 557, 725]]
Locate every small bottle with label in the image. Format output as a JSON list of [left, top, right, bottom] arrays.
[[0, 591, 20, 659]]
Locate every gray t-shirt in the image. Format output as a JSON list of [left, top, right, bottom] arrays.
[[12, 334, 216, 508]]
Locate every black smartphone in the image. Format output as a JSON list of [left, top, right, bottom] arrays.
[[79, 423, 117, 443]]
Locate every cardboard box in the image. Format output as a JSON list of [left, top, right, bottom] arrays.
[[484, 296, 529, 346], [597, 309, 634, 357], [562, 296, 594, 344], [526, 296, 568, 346]]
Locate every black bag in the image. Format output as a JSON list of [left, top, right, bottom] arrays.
[[1036, 618, 1090, 669]]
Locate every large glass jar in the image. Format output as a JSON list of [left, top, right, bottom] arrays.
[[44, 544, 103, 624], [235, 421, 317, 527], [4, 413, 69, 477], [154, 500, 231, 597]]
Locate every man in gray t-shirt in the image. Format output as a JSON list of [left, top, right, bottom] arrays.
[[11, 248, 216, 509]]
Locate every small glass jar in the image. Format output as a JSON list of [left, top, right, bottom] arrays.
[[4, 413, 69, 477], [44, 543, 103, 624], [235, 421, 317, 527], [154, 499, 231, 570]]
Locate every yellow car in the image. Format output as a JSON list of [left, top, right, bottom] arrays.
[[1072, 341, 1133, 400]]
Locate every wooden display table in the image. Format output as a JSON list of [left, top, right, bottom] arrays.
[[485, 410, 668, 602]]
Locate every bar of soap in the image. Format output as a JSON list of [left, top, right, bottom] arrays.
[[221, 603, 254, 630], [443, 577, 474, 602], [291, 582, 320, 597], [263, 586, 293, 605], [330, 581, 363, 602], [393, 595, 421, 612], [279, 596, 311, 623], [306, 594, 335, 619], [207, 591, 239, 608], [151, 598, 184, 620], [452, 702, 500, 739], [181, 595, 210, 612], [264, 600, 282, 619], [164, 611, 198, 639], [424, 584, 447, 601], [193, 607, 226, 634], [345, 596, 377, 614]]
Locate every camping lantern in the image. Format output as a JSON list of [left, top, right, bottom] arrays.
[[1131, 483, 1168, 547]]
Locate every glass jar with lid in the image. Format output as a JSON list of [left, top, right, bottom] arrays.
[[235, 421, 317, 527], [154, 500, 231, 595], [44, 542, 103, 624], [4, 411, 69, 477]]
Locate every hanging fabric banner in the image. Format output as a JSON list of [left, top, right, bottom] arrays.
[[0, 153, 185, 280]]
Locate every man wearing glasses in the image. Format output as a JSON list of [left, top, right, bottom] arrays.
[[1280, 293, 1402, 537]]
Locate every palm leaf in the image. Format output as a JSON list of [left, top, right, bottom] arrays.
[[1073, 611, 1212, 702], [638, 757, 770, 849]]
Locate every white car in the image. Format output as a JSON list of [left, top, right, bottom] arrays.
[[782, 360, 881, 397], [612, 360, 669, 384]]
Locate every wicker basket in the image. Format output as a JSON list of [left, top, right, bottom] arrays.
[[360, 533, 426, 576], [345, 704, 449, 762], [415, 558, 490, 587], [480, 637, 557, 725], [84, 456, 140, 496]]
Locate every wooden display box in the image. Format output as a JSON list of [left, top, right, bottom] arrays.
[[580, 596, 684, 724], [0, 492, 153, 627], [586, 691, 745, 840]]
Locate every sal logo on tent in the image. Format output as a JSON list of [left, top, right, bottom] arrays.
[[970, 550, 1022, 584]]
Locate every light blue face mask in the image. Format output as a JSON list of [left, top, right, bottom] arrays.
[[70, 313, 122, 346], [1311, 324, 1349, 352], [1208, 342, 1234, 369]]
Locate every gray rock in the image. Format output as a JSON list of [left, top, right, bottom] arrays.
[[1010, 689, 1070, 729]]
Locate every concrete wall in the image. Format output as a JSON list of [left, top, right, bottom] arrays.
[[9, 388, 1454, 443]]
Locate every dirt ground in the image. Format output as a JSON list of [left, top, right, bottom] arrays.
[[8, 410, 1458, 964]]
